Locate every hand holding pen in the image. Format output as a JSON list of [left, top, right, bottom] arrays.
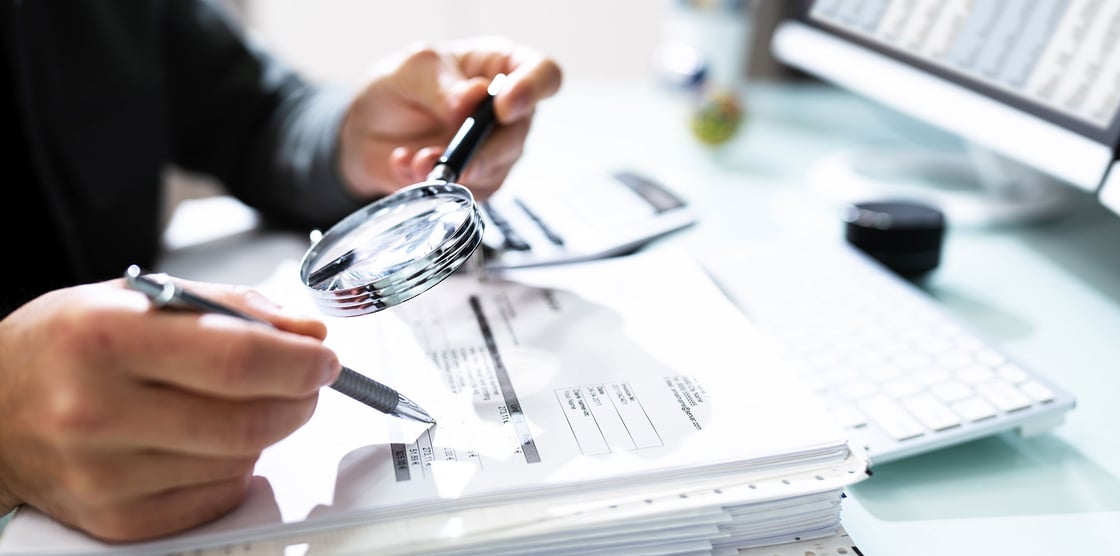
[[0, 273, 368, 541], [123, 265, 435, 425]]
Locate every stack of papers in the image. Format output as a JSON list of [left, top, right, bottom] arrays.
[[0, 249, 868, 555]]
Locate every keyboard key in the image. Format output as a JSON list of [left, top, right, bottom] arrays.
[[858, 396, 926, 440], [931, 380, 973, 403], [901, 393, 961, 431], [976, 381, 1032, 412], [864, 363, 902, 382], [882, 377, 923, 399], [956, 364, 996, 385], [974, 348, 1007, 367], [837, 379, 879, 400], [910, 366, 951, 385], [954, 334, 984, 351], [827, 404, 868, 429], [934, 351, 973, 370], [823, 367, 860, 386], [996, 363, 1030, 384], [893, 353, 930, 370], [921, 336, 956, 356], [951, 397, 998, 422], [1019, 380, 1056, 403]]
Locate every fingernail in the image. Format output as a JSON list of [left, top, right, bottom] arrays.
[[507, 91, 531, 121], [320, 353, 342, 386]]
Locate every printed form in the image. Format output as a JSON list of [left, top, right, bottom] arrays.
[[0, 249, 850, 555]]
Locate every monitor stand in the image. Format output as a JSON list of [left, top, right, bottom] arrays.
[[805, 143, 1080, 227]]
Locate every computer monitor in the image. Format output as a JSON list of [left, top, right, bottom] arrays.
[[770, 0, 1120, 226]]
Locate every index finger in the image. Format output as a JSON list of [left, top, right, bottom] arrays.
[[498, 49, 563, 122], [450, 37, 563, 123], [112, 283, 340, 399], [171, 279, 330, 342]]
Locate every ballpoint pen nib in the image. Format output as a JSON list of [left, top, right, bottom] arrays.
[[393, 394, 436, 425]]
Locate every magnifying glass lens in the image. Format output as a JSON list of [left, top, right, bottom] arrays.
[[326, 196, 474, 289], [299, 182, 483, 316]]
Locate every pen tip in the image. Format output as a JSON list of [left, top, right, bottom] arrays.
[[394, 394, 436, 425]]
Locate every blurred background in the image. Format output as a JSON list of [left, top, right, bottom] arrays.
[[164, 0, 800, 222], [232, 0, 795, 84]]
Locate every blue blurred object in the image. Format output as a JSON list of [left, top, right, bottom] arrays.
[[653, 41, 708, 93]]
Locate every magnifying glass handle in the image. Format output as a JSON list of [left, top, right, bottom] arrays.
[[429, 73, 507, 183]]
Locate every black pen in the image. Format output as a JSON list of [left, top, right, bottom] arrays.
[[123, 265, 436, 425]]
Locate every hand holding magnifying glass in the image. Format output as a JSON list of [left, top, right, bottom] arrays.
[[299, 74, 506, 316]]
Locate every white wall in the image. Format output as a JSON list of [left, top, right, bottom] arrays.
[[169, 0, 675, 221], [240, 0, 670, 84]]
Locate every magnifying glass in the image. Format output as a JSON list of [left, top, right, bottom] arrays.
[[298, 74, 505, 317]]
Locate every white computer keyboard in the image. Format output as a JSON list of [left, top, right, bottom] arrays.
[[700, 239, 1076, 464]]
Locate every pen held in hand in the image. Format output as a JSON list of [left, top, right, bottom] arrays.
[[123, 265, 436, 425]]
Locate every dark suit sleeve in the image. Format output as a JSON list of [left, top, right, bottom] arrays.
[[162, 0, 363, 229]]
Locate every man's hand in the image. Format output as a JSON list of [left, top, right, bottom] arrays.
[[0, 279, 340, 541], [339, 36, 563, 201]]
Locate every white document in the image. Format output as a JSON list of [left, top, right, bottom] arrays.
[[0, 249, 856, 556], [189, 448, 868, 555]]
